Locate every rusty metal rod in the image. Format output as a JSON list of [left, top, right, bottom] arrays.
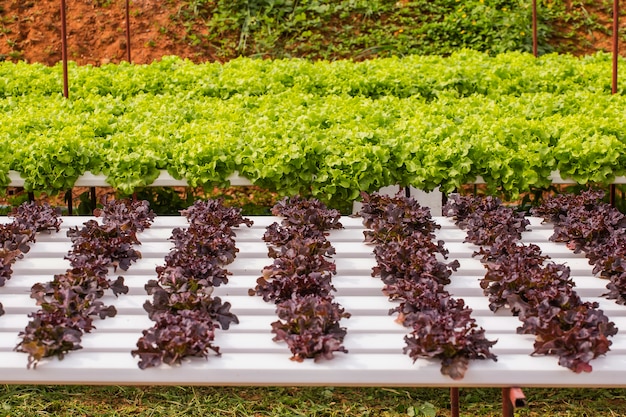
[[65, 189, 73, 215], [60, 0, 69, 98], [532, 0, 538, 57], [502, 387, 527, 417], [125, 0, 131, 62], [450, 387, 459, 417], [609, 0, 619, 209], [509, 387, 527, 408], [612, 0, 619, 94], [610, 184, 616, 207], [502, 388, 513, 417], [90, 187, 97, 211]]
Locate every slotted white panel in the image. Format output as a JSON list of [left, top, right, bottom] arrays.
[[0, 214, 625, 387]]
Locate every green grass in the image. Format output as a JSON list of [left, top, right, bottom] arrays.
[[1, 385, 626, 416]]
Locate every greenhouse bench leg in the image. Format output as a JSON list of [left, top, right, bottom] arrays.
[[90, 187, 97, 211], [450, 387, 459, 417], [502, 387, 526, 417], [65, 189, 73, 215]]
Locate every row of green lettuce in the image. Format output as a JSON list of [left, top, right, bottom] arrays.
[[1, 84, 625, 209], [1, 50, 624, 100]]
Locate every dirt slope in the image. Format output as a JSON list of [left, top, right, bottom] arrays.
[[0, 0, 210, 66], [0, 0, 624, 66]]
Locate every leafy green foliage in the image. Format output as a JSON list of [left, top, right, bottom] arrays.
[[133, 199, 251, 369], [533, 190, 626, 304], [15, 199, 154, 368], [0, 202, 62, 317], [175, 0, 562, 60], [252, 196, 350, 362], [1, 52, 626, 207], [445, 194, 618, 373], [361, 192, 496, 379]]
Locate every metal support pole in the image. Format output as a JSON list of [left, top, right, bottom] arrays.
[[65, 189, 73, 215], [90, 187, 97, 212], [502, 388, 513, 417], [609, 0, 619, 205], [502, 387, 527, 417], [532, 0, 538, 57], [60, 0, 69, 98], [450, 387, 460, 417], [606, 0, 620, 205], [612, 0, 619, 94], [610, 184, 616, 207], [125, 0, 131, 62]]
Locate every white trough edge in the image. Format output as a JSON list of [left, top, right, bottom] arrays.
[[8, 170, 626, 188], [7, 170, 254, 187], [474, 171, 626, 185]]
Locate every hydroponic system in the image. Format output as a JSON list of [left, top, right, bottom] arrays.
[[1, 1, 625, 417]]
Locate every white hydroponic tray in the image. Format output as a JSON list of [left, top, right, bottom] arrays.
[[1, 215, 625, 387]]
